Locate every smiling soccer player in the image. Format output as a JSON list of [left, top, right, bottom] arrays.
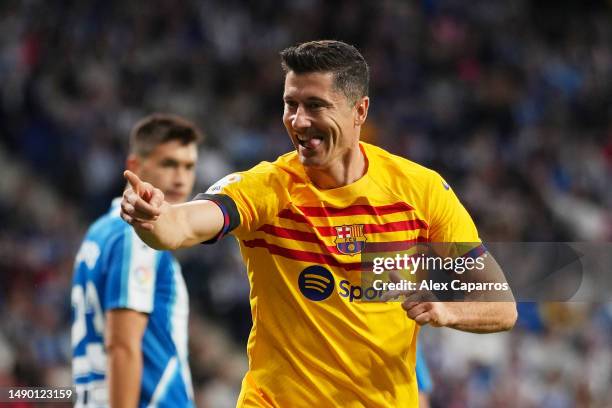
[[120, 40, 516, 407]]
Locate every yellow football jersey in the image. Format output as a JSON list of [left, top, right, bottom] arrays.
[[199, 142, 480, 407]]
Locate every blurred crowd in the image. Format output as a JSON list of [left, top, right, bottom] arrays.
[[0, 0, 611, 406]]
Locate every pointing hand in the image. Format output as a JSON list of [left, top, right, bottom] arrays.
[[120, 170, 165, 231]]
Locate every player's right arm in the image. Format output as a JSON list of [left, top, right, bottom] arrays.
[[120, 170, 224, 250]]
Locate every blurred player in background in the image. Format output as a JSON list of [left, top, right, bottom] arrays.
[[71, 114, 202, 407], [120, 41, 516, 406], [416, 344, 433, 408]]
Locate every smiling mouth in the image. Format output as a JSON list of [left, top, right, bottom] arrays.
[[296, 134, 323, 149]]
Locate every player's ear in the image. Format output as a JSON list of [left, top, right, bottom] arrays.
[[354, 96, 369, 127], [126, 154, 141, 174]]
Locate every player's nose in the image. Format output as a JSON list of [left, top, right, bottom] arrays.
[[173, 167, 191, 187], [291, 105, 311, 130]]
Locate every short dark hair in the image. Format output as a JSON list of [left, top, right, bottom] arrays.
[[129, 113, 203, 157], [280, 40, 369, 104]]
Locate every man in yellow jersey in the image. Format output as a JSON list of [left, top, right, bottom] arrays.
[[120, 40, 517, 407]]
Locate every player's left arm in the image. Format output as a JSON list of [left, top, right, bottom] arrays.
[[404, 301, 517, 333], [410, 173, 517, 333], [402, 253, 517, 333]]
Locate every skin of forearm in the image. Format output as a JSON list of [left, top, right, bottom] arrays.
[[444, 301, 517, 333], [107, 344, 142, 408], [442, 253, 516, 332], [134, 202, 186, 250], [135, 200, 224, 250]]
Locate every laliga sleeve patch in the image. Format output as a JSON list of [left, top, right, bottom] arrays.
[[205, 174, 242, 194]]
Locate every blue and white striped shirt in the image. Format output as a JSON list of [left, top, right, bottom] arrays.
[[71, 199, 193, 407]]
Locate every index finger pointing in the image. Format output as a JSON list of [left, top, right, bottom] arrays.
[[124, 170, 143, 192]]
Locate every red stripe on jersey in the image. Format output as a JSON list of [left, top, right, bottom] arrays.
[[257, 224, 429, 254], [243, 239, 364, 271], [297, 202, 414, 217], [277, 208, 428, 234], [257, 224, 320, 243], [365, 237, 429, 252], [277, 209, 314, 225], [316, 220, 429, 236]]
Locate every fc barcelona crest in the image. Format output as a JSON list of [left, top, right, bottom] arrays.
[[334, 224, 367, 255]]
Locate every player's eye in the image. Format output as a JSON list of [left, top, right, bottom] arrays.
[[284, 100, 298, 110], [307, 102, 323, 110], [160, 159, 179, 168]]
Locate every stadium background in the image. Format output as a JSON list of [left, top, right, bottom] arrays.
[[1, 0, 611, 406]]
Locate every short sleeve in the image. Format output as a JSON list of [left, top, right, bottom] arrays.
[[104, 229, 158, 313], [193, 164, 281, 240], [427, 173, 480, 243]]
